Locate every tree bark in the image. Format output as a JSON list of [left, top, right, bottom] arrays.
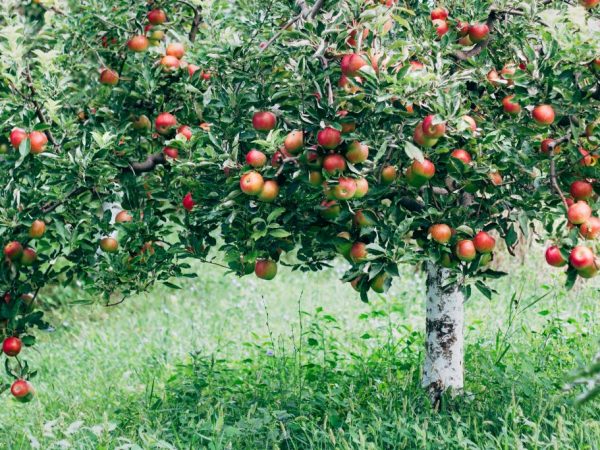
[[423, 262, 465, 406]]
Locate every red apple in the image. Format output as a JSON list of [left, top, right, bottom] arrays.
[[252, 111, 277, 131], [489, 171, 503, 186], [432, 19, 449, 38], [29, 220, 46, 238], [532, 105, 555, 126], [569, 246, 595, 269], [430, 7, 449, 20], [320, 200, 341, 220], [177, 125, 192, 140], [323, 153, 347, 174], [422, 115, 446, 138], [345, 141, 369, 164], [567, 201, 592, 225], [163, 146, 179, 159], [2, 336, 22, 357], [246, 149, 267, 168], [20, 248, 37, 266], [456, 20, 470, 36], [99, 68, 119, 85], [155, 112, 177, 134], [166, 42, 185, 59], [100, 237, 118, 253], [354, 177, 369, 198], [545, 245, 567, 267], [455, 239, 476, 261], [451, 149, 472, 164], [182, 192, 195, 211], [115, 211, 133, 223], [502, 95, 521, 115], [318, 127, 342, 149], [284, 130, 303, 154], [540, 138, 560, 155], [570, 181, 593, 201], [3, 241, 23, 261], [487, 69, 501, 86], [461, 115, 477, 132], [160, 55, 180, 71], [29, 131, 48, 154], [240, 171, 265, 195], [11, 380, 34, 403], [188, 64, 200, 77], [473, 231, 495, 253], [255, 259, 278, 280], [468, 23, 489, 43], [350, 242, 368, 262], [411, 159, 436, 180], [413, 122, 438, 147], [127, 35, 149, 52], [343, 53, 367, 77], [500, 64, 517, 86], [429, 224, 452, 244], [148, 9, 167, 25], [10, 128, 28, 149], [581, 217, 600, 239], [333, 177, 357, 200], [257, 180, 279, 202], [580, 0, 599, 8], [381, 165, 397, 185]]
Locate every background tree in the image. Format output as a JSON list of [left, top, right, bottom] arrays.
[[0, 0, 598, 404]]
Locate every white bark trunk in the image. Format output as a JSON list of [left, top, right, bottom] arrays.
[[422, 262, 464, 405]]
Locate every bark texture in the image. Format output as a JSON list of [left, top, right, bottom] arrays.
[[423, 262, 465, 405]]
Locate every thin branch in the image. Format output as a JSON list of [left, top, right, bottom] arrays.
[[175, 0, 203, 42], [41, 187, 89, 214], [22, 67, 59, 150], [547, 133, 571, 209]]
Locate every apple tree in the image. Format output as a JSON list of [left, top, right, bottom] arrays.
[[0, 0, 598, 404]]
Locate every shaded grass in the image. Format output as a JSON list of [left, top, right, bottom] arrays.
[[0, 253, 598, 449]]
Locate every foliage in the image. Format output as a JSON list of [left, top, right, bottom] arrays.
[[0, 0, 598, 397]]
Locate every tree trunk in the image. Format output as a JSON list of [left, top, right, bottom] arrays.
[[422, 262, 465, 406]]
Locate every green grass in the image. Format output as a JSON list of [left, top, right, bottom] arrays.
[[0, 253, 598, 449]]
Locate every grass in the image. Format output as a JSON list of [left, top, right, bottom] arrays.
[[0, 252, 598, 449]]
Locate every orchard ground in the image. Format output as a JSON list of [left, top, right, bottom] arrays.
[[0, 250, 598, 450]]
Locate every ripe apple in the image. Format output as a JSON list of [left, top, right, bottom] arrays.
[[570, 181, 593, 200], [308, 171, 323, 186], [540, 138, 560, 155], [245, 149, 267, 168], [149, 29, 165, 42], [350, 242, 368, 262], [255, 259, 278, 280], [127, 35, 150, 52], [487, 69, 501, 86], [468, 23, 489, 43], [257, 180, 280, 202], [155, 112, 177, 134], [20, 248, 37, 266], [451, 149, 472, 164], [29, 131, 48, 154], [473, 231, 495, 253], [422, 115, 446, 138], [343, 54, 367, 77], [284, 130, 303, 154], [430, 224, 452, 244], [323, 153, 347, 174], [333, 177, 357, 200], [320, 200, 341, 220], [569, 246, 595, 269], [577, 264, 598, 278], [381, 165, 397, 185], [11, 380, 34, 403], [456, 20, 470, 36], [430, 7, 449, 20], [182, 192, 195, 211], [271, 149, 289, 168], [166, 42, 185, 59], [29, 220, 46, 238], [3, 241, 23, 261], [545, 245, 567, 267], [370, 272, 388, 293], [354, 177, 369, 198], [500, 64, 517, 86], [409, 60, 425, 71], [567, 201, 592, 225], [581, 217, 600, 239], [502, 95, 521, 115], [432, 19, 449, 37], [354, 210, 374, 228], [188, 64, 200, 77], [2, 336, 22, 356], [318, 127, 342, 149], [455, 239, 476, 261], [163, 147, 179, 159], [411, 159, 435, 180], [10, 128, 27, 149], [240, 171, 265, 195], [345, 141, 369, 164], [341, 121, 356, 134], [413, 123, 438, 147], [177, 125, 192, 140], [252, 111, 277, 131], [489, 171, 503, 186], [99, 68, 119, 85], [100, 237, 118, 253], [115, 211, 133, 223], [461, 115, 477, 132], [148, 9, 167, 25], [532, 105, 555, 126], [160, 55, 180, 70], [350, 276, 364, 292], [347, 28, 369, 47], [132, 115, 151, 131], [580, 0, 599, 8]]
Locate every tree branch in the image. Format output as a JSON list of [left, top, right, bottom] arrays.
[[176, 0, 203, 42], [124, 152, 166, 175], [547, 133, 571, 210], [22, 68, 59, 150], [41, 187, 90, 214]]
